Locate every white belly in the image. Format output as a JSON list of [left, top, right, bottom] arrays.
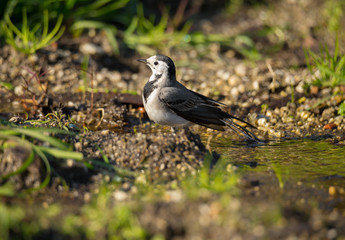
[[143, 91, 190, 127]]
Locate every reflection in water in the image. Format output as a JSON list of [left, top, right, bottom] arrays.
[[208, 136, 345, 187]]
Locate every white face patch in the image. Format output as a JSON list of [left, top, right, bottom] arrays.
[[146, 56, 169, 77]]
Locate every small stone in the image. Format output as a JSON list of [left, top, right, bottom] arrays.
[[113, 190, 128, 201], [327, 229, 338, 239], [235, 63, 247, 77], [310, 85, 319, 94], [79, 43, 105, 55], [334, 116, 343, 125], [74, 142, 82, 151], [230, 87, 239, 98], [164, 190, 183, 202], [84, 192, 91, 202], [160, 163, 165, 170], [14, 85, 24, 96], [269, 81, 280, 91], [66, 159, 74, 167], [324, 123, 337, 130], [257, 118, 268, 127], [329, 186, 336, 195], [48, 52, 58, 62], [28, 54, 38, 63], [101, 130, 110, 135], [110, 71, 122, 82], [284, 74, 295, 85], [296, 82, 304, 93], [67, 101, 75, 107], [300, 111, 311, 120], [228, 75, 241, 86], [252, 80, 260, 90], [322, 108, 335, 119], [237, 84, 246, 93]]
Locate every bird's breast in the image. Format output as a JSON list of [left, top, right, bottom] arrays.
[[143, 80, 158, 103], [142, 90, 190, 127]]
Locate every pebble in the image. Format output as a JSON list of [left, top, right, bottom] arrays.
[[257, 118, 268, 127], [228, 75, 241, 86], [28, 54, 38, 63], [48, 52, 58, 62], [322, 108, 335, 119], [296, 82, 304, 93], [160, 163, 165, 171], [230, 87, 239, 98], [101, 130, 110, 136], [79, 43, 105, 55], [300, 111, 311, 120], [66, 159, 74, 167], [324, 123, 337, 130], [328, 186, 336, 195], [284, 74, 295, 85], [334, 116, 343, 125], [269, 129, 284, 138], [164, 190, 183, 202], [252, 80, 260, 90], [237, 83, 246, 93], [113, 190, 128, 201], [235, 63, 247, 77], [84, 192, 91, 202], [269, 81, 280, 91], [14, 85, 24, 96]]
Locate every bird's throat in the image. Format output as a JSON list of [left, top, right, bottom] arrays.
[[143, 78, 159, 103]]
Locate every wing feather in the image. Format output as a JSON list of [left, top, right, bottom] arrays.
[[159, 86, 257, 139]]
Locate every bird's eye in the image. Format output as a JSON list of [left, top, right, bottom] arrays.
[[154, 61, 158, 65]]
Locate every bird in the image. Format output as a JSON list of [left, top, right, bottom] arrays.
[[137, 54, 258, 141]]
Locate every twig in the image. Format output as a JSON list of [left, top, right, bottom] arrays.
[[90, 66, 95, 112], [266, 60, 277, 93]]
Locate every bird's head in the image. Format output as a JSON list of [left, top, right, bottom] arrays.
[[137, 55, 176, 80]]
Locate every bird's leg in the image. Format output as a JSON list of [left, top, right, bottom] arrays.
[[181, 126, 195, 142], [182, 127, 192, 136], [171, 126, 179, 135]]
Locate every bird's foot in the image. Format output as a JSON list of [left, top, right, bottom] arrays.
[[171, 127, 179, 135]]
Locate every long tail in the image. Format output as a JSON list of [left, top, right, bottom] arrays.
[[221, 118, 260, 142]]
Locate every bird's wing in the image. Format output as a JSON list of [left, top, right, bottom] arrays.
[[159, 86, 259, 140], [158, 86, 229, 130], [188, 89, 226, 107]]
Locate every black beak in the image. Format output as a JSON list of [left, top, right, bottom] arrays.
[[137, 59, 147, 64]]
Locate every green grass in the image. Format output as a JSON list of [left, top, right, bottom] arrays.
[[123, 4, 260, 59], [270, 161, 288, 189], [1, 0, 129, 55], [61, 185, 148, 240], [323, 0, 345, 32], [1, 0, 260, 59], [338, 101, 345, 116], [123, 3, 192, 55], [181, 154, 239, 198], [0, 151, 241, 239], [305, 35, 345, 88], [0, 8, 65, 54], [0, 126, 83, 193]]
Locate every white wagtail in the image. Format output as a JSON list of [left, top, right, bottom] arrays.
[[137, 54, 258, 141]]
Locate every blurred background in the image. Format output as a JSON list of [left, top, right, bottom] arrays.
[[1, 0, 344, 59]]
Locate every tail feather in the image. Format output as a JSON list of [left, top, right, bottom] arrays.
[[221, 118, 259, 141]]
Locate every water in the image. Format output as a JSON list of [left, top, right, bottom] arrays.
[[210, 137, 345, 204], [224, 140, 345, 183]]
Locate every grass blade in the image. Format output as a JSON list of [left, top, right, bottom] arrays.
[[0, 148, 35, 181], [14, 128, 70, 150], [37, 146, 83, 160]]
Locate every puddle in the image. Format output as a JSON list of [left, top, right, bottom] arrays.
[[211, 138, 345, 181], [207, 136, 345, 208]]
